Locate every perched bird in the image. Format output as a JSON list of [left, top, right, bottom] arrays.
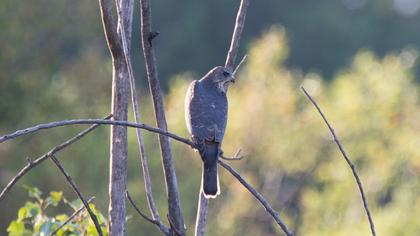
[[185, 66, 235, 198]]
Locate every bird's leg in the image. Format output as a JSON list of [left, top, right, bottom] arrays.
[[219, 148, 244, 161]]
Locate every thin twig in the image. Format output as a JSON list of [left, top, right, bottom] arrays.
[[50, 155, 103, 236], [126, 191, 170, 235], [232, 55, 248, 78], [194, 191, 209, 236], [0, 119, 194, 147], [224, 0, 250, 72], [139, 0, 185, 234], [218, 160, 293, 236], [301, 86, 376, 236], [0, 115, 112, 202], [50, 197, 95, 236], [115, 1, 166, 233], [220, 148, 244, 161]]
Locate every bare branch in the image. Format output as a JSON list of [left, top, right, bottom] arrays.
[[98, 0, 123, 58], [50, 155, 103, 236], [232, 55, 248, 78], [194, 191, 209, 236], [301, 86, 376, 236], [0, 115, 112, 202], [51, 197, 95, 236], [139, 0, 185, 234], [220, 148, 244, 161], [218, 160, 293, 236], [0, 119, 194, 147], [224, 0, 250, 71], [126, 191, 170, 235], [0, 118, 293, 235], [115, 0, 166, 232]]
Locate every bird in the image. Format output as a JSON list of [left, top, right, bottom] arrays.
[[185, 66, 235, 198]]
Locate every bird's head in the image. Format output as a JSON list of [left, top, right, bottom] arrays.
[[201, 66, 235, 93]]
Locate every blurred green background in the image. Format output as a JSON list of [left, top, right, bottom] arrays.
[[1, 0, 420, 235]]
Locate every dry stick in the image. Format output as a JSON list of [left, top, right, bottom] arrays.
[[194, 192, 209, 236], [50, 155, 103, 236], [126, 190, 171, 235], [0, 119, 194, 147], [0, 115, 112, 202], [0, 119, 292, 234], [218, 160, 293, 236], [98, 0, 132, 234], [115, 1, 168, 234], [139, 0, 185, 235], [232, 55, 248, 78], [50, 197, 96, 236], [301, 86, 376, 236], [224, 0, 250, 72]]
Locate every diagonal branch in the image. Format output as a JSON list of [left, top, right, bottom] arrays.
[[50, 155, 103, 236], [0, 119, 194, 147], [139, 0, 185, 234], [126, 191, 170, 235], [0, 115, 112, 202], [218, 160, 293, 236], [301, 87, 376, 236], [224, 0, 250, 72], [51, 197, 96, 236], [115, 1, 167, 233]]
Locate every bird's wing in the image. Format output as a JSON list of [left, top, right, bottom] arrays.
[[185, 81, 228, 143]]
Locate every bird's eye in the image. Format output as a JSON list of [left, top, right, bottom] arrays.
[[222, 71, 230, 77]]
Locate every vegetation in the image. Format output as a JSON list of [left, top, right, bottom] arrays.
[[1, 1, 420, 235]]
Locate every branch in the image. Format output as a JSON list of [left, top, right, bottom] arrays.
[[224, 0, 250, 71], [51, 197, 95, 236], [301, 86, 376, 236], [50, 155, 103, 236], [0, 115, 112, 202], [0, 118, 293, 235], [0, 119, 194, 147], [126, 191, 170, 235], [98, 0, 123, 58], [115, 0, 166, 233], [139, 0, 185, 234], [194, 191, 209, 236], [218, 160, 293, 236]]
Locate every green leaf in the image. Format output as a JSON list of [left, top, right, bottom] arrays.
[[49, 191, 63, 206], [17, 201, 41, 221], [7, 220, 25, 235]]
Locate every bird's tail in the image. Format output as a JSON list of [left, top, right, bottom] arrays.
[[201, 142, 220, 199]]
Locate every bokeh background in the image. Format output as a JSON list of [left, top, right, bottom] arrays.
[[1, 0, 420, 235]]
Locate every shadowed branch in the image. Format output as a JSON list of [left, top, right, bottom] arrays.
[[50, 155, 103, 236], [51, 197, 95, 236], [0, 115, 112, 202]]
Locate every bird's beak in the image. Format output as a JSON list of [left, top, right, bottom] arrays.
[[222, 71, 235, 84]]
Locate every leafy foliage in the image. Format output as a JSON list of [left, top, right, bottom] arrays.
[[7, 186, 107, 236]]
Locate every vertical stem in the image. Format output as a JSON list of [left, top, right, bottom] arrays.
[[109, 57, 130, 235], [194, 191, 209, 236], [139, 0, 185, 234]]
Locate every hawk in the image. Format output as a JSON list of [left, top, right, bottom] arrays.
[[185, 66, 234, 198]]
